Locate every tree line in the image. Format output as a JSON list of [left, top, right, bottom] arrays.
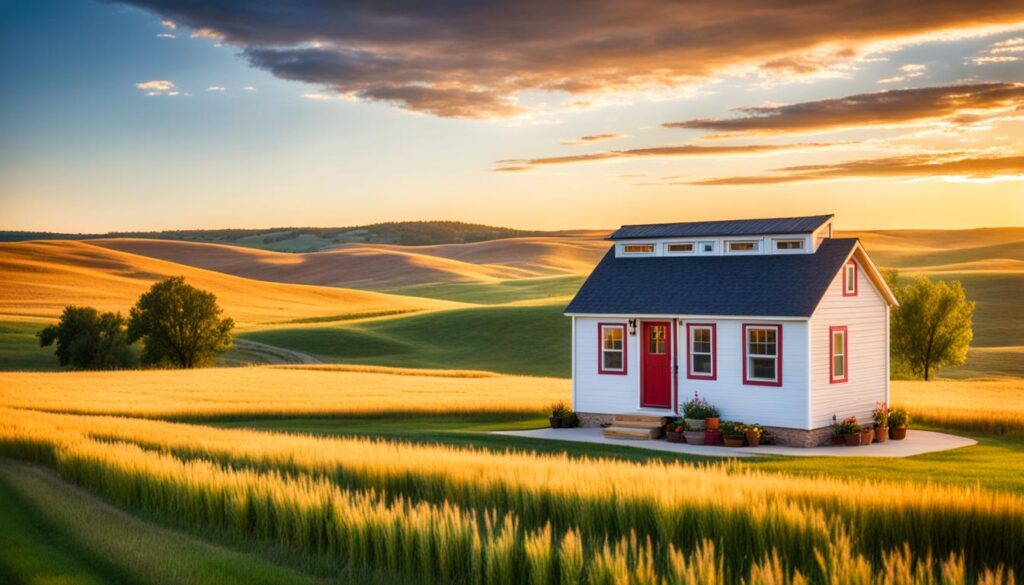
[[39, 277, 234, 370]]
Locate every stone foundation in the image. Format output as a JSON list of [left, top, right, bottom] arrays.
[[764, 425, 837, 447], [577, 412, 614, 427]]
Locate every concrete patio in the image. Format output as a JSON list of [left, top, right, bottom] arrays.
[[493, 427, 976, 458]]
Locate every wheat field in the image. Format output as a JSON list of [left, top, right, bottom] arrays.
[[1, 405, 1021, 584]]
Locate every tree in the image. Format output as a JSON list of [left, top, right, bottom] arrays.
[[890, 276, 974, 381], [38, 306, 136, 369], [127, 277, 234, 368]]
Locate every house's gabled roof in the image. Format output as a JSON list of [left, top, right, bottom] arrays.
[[565, 238, 859, 318], [608, 214, 833, 240]]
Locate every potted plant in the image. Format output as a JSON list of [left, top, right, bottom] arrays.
[[549, 402, 567, 428], [872, 402, 890, 443], [665, 418, 686, 443], [682, 392, 717, 431], [721, 421, 746, 447], [830, 414, 844, 444], [563, 410, 580, 428], [683, 421, 705, 445], [837, 416, 862, 446], [744, 424, 764, 447], [889, 408, 910, 440], [860, 426, 874, 446]]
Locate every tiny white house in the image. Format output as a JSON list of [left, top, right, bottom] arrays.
[[564, 214, 898, 447]]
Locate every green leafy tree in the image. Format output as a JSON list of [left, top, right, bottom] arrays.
[[127, 277, 234, 368], [38, 306, 136, 369], [890, 276, 974, 381]]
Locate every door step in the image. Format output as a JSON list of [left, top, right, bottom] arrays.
[[602, 414, 667, 440]]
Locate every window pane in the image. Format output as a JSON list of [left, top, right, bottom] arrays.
[[833, 332, 844, 354], [648, 326, 666, 354], [624, 244, 654, 253], [751, 357, 776, 380], [668, 243, 693, 252], [833, 356, 845, 377], [604, 327, 622, 350], [777, 240, 804, 250], [729, 242, 757, 251], [692, 354, 712, 374], [748, 328, 776, 356], [846, 266, 856, 291], [604, 351, 623, 370]]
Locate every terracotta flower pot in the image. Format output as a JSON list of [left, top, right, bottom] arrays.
[[548, 416, 562, 429], [745, 431, 761, 447], [860, 428, 874, 445], [874, 426, 889, 443], [684, 418, 706, 431], [666, 431, 684, 443], [724, 435, 745, 447], [831, 435, 845, 445], [683, 431, 705, 445], [891, 427, 908, 440], [844, 433, 862, 446], [705, 417, 720, 431]]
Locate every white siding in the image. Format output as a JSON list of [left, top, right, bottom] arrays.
[[572, 317, 641, 414], [808, 257, 888, 429], [678, 319, 809, 429], [573, 316, 810, 428]]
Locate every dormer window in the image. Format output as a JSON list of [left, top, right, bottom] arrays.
[[623, 244, 654, 254], [775, 240, 804, 251], [728, 241, 758, 253], [666, 242, 694, 253]]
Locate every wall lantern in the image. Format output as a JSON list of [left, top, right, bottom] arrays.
[[628, 319, 637, 336]]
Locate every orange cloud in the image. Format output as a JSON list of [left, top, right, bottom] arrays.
[[561, 133, 628, 146], [114, 1, 1024, 118], [667, 153, 1024, 185], [664, 83, 1024, 136], [494, 142, 845, 172]]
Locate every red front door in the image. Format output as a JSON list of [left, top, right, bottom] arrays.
[[641, 321, 672, 408]]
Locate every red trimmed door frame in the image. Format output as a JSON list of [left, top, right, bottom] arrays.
[[640, 321, 673, 408]]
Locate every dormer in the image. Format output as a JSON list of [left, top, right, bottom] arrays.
[[610, 214, 834, 258]]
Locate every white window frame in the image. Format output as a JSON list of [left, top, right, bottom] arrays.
[[727, 240, 760, 254], [687, 324, 716, 379], [843, 262, 858, 295], [743, 324, 781, 386], [665, 241, 696, 254], [774, 239, 805, 252], [622, 243, 655, 254], [598, 323, 627, 374]]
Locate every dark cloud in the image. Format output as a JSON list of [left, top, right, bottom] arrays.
[[113, 1, 1024, 118], [494, 142, 843, 172], [664, 83, 1024, 135], [665, 153, 1024, 185]]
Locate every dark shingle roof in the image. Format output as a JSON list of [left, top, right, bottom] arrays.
[[565, 238, 858, 317], [609, 214, 833, 240]]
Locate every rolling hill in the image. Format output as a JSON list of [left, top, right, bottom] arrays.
[[91, 235, 611, 290], [0, 240, 457, 329]]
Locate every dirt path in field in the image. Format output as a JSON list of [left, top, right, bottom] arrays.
[[233, 339, 323, 365]]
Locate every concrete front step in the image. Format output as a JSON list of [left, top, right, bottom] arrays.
[[603, 425, 664, 440], [611, 420, 665, 430]]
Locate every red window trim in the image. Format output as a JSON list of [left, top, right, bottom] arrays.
[[685, 323, 717, 380], [597, 322, 627, 375], [829, 325, 849, 384], [742, 323, 783, 387], [842, 260, 858, 297]]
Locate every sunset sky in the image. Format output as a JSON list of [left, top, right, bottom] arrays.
[[1, 1, 1022, 232]]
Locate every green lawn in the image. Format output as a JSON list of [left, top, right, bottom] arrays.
[[239, 303, 572, 377], [383, 275, 584, 304], [0, 321, 62, 371], [0, 460, 330, 585]]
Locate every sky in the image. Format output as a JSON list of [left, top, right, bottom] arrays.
[[1, 0, 1022, 233]]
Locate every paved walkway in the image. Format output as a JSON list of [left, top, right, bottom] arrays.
[[493, 427, 976, 458]]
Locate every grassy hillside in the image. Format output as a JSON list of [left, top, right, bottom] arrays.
[[0, 221, 555, 251], [91, 236, 608, 290], [0, 240, 456, 329], [240, 304, 571, 377]]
